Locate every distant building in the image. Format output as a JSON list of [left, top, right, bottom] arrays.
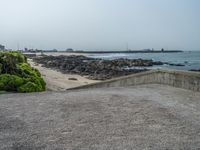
[[66, 48, 74, 52], [52, 49, 58, 52], [35, 49, 42, 52], [27, 49, 35, 53], [0, 44, 5, 50], [142, 49, 151, 51], [24, 48, 28, 51], [44, 49, 58, 52], [75, 50, 84, 53], [161, 48, 164, 52]]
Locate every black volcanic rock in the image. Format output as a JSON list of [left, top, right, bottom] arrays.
[[33, 55, 165, 80], [190, 69, 200, 72], [169, 63, 185, 67]]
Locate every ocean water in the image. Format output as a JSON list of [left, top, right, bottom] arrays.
[[88, 51, 200, 70]]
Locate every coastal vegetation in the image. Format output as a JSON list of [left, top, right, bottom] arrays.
[[0, 51, 45, 93]]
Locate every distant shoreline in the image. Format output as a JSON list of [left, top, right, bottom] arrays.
[[22, 50, 183, 55], [57, 50, 183, 54]]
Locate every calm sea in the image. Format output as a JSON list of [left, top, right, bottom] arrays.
[[88, 51, 200, 71]]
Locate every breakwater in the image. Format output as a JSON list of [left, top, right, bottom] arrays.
[[68, 50, 183, 54]]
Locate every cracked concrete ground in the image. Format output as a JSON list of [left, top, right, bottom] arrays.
[[0, 84, 200, 150]]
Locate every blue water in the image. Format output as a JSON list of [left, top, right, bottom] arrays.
[[88, 51, 200, 70]]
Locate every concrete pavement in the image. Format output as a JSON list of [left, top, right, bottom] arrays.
[[0, 84, 200, 149]]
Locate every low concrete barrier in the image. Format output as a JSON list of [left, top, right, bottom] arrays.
[[68, 69, 200, 92], [156, 70, 200, 91]]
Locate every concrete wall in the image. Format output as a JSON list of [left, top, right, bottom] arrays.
[[68, 69, 200, 92], [156, 70, 200, 91]]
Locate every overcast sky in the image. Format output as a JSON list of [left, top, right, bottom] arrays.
[[0, 0, 200, 51]]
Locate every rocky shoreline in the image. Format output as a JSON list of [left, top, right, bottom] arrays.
[[190, 69, 200, 72], [32, 55, 166, 80]]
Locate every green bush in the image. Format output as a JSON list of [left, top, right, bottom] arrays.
[[17, 63, 46, 91], [0, 74, 12, 90], [0, 74, 24, 91], [0, 51, 27, 74], [18, 82, 42, 93], [0, 51, 46, 93], [17, 63, 41, 77], [0, 74, 45, 93], [0, 51, 27, 63], [0, 64, 2, 74], [23, 76, 46, 91]]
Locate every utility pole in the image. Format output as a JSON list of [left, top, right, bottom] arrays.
[[17, 43, 19, 51], [126, 43, 129, 51]]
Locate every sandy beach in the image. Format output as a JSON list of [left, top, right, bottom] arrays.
[[28, 59, 99, 91]]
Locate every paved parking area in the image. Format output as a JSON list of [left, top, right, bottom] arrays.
[[0, 84, 200, 149]]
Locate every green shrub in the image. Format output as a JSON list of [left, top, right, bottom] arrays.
[[18, 82, 42, 93], [0, 74, 24, 91], [0, 51, 27, 63], [0, 64, 2, 74], [0, 51, 27, 74], [24, 76, 45, 91], [0, 74, 12, 90], [0, 74, 45, 92], [17, 63, 41, 77], [0, 51, 46, 93], [17, 63, 46, 91]]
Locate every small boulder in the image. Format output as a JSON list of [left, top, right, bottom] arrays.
[[68, 77, 78, 81]]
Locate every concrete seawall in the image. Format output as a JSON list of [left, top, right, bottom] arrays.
[[156, 70, 200, 91], [68, 69, 200, 92]]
